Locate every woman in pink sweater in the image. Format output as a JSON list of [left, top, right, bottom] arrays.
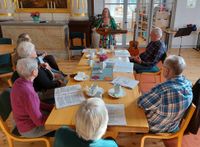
[[11, 58, 54, 137]]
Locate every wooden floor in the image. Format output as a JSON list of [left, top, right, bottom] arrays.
[[0, 48, 200, 147]]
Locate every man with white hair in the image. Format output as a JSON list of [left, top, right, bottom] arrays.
[[54, 98, 118, 147], [137, 55, 193, 133], [130, 27, 167, 73], [11, 58, 54, 137]]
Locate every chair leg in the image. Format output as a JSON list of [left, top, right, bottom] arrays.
[[7, 137, 14, 147], [44, 139, 51, 147], [140, 136, 146, 147], [177, 135, 183, 147]]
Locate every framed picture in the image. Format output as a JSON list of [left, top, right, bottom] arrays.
[[15, 0, 71, 13]]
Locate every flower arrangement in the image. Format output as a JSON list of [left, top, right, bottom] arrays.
[[30, 12, 40, 18], [30, 12, 40, 23]]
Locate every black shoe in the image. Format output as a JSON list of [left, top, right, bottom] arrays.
[[61, 72, 68, 77]]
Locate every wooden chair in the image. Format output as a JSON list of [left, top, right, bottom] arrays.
[[69, 32, 85, 60], [0, 53, 14, 85], [0, 89, 51, 147], [134, 52, 167, 93], [140, 103, 196, 147]]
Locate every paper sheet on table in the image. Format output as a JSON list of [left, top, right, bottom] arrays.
[[82, 48, 96, 53], [114, 50, 130, 57], [54, 84, 85, 109], [111, 76, 139, 89], [113, 61, 134, 73], [106, 104, 127, 126]]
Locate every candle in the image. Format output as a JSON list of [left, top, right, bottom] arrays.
[[53, 2, 56, 9], [50, 1, 53, 9], [20, 1, 23, 8], [47, 1, 49, 8]]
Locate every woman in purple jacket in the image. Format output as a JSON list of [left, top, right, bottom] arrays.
[[11, 58, 54, 137]]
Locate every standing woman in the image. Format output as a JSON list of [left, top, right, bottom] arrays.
[[95, 8, 118, 49]]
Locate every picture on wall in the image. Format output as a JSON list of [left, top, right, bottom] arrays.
[[18, 0, 68, 8]]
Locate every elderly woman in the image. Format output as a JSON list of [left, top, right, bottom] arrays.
[[13, 41, 65, 99], [94, 8, 118, 49], [10, 58, 54, 137], [15, 33, 60, 71], [54, 98, 118, 147]]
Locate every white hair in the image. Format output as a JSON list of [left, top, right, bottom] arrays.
[[164, 55, 186, 75], [16, 58, 38, 78], [152, 27, 163, 38], [17, 41, 36, 58], [75, 98, 108, 141]]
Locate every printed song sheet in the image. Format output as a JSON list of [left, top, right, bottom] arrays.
[[114, 50, 130, 57], [113, 61, 134, 73], [106, 104, 127, 126], [54, 84, 85, 109], [111, 76, 139, 89]]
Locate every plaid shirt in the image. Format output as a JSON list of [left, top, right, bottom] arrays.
[[140, 40, 166, 66], [138, 75, 193, 133]]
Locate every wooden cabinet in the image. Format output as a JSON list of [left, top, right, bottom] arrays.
[[68, 20, 92, 47]]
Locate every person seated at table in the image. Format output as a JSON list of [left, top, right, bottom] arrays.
[[54, 98, 118, 147], [94, 8, 118, 49], [137, 55, 193, 133], [14, 41, 66, 99], [13, 33, 60, 71], [130, 27, 167, 73], [10, 58, 55, 137]]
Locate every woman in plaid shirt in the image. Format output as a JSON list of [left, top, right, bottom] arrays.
[[138, 55, 193, 133]]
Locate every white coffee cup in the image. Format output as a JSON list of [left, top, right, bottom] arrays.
[[110, 45, 114, 50]]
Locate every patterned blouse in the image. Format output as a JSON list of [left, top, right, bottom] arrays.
[[95, 17, 117, 48]]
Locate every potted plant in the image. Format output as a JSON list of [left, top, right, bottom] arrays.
[[30, 12, 40, 23]]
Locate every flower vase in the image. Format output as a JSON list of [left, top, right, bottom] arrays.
[[32, 16, 40, 23]]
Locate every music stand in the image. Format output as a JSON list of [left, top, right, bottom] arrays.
[[174, 27, 193, 56]]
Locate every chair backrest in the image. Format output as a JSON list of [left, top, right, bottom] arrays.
[[0, 53, 12, 67], [160, 52, 167, 63], [69, 32, 85, 47], [179, 103, 196, 134], [0, 38, 12, 44], [0, 89, 12, 121]]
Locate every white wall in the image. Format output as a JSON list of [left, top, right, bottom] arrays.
[[171, 0, 200, 48]]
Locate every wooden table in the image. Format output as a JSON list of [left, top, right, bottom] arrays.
[[45, 51, 149, 136], [0, 44, 15, 55]]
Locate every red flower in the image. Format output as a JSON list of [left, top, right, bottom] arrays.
[[30, 12, 40, 17]]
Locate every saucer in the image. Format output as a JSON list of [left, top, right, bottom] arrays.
[[74, 75, 89, 81], [85, 54, 96, 59], [86, 87, 104, 97], [97, 50, 107, 55], [108, 88, 126, 98]]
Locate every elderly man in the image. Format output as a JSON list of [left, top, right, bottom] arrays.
[[11, 58, 54, 137], [131, 27, 167, 73], [137, 55, 193, 133]]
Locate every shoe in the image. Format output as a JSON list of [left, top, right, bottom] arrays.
[[61, 72, 68, 77]]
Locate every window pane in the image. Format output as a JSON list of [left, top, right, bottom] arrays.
[[105, 0, 124, 4], [128, 0, 137, 3]]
